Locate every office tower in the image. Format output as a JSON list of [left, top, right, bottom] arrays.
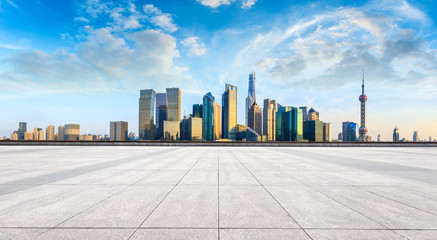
[[393, 127, 399, 142], [248, 102, 262, 136], [10, 131, 18, 140], [377, 134, 381, 142], [110, 121, 128, 141], [338, 132, 343, 141], [342, 121, 358, 142], [46, 125, 54, 141], [213, 103, 221, 140], [203, 92, 215, 141], [166, 88, 181, 122], [181, 116, 202, 141], [24, 132, 34, 140], [33, 128, 43, 141], [358, 72, 368, 142], [323, 123, 332, 142], [58, 125, 65, 141], [245, 72, 256, 125], [163, 120, 180, 140], [155, 93, 167, 140], [229, 124, 261, 141], [306, 108, 319, 121], [193, 104, 203, 118], [303, 120, 324, 142], [276, 107, 303, 141], [18, 122, 27, 140], [222, 84, 237, 139], [299, 107, 308, 122], [64, 124, 80, 140], [139, 89, 156, 140], [413, 131, 419, 142], [263, 99, 277, 141]]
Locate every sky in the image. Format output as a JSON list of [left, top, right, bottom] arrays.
[[0, 0, 437, 141]]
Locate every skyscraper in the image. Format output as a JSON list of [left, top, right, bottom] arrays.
[[46, 125, 54, 141], [263, 99, 277, 141], [358, 71, 368, 142], [64, 124, 80, 141], [163, 121, 180, 140], [323, 123, 332, 142], [202, 92, 215, 141], [155, 93, 167, 140], [299, 107, 308, 123], [413, 131, 419, 142], [305, 108, 319, 121], [245, 72, 256, 125], [110, 121, 128, 141], [193, 104, 203, 118], [166, 88, 181, 122], [222, 84, 237, 139], [58, 125, 65, 141], [276, 107, 303, 141], [139, 89, 156, 140], [342, 121, 358, 142], [18, 122, 27, 140], [393, 126, 400, 142], [33, 128, 43, 141], [303, 120, 324, 142], [248, 102, 262, 136], [213, 102, 221, 140], [181, 116, 202, 141]]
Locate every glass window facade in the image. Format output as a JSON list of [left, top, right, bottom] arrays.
[[166, 88, 181, 122], [303, 120, 323, 142], [139, 89, 156, 140], [342, 121, 358, 142], [155, 93, 167, 140], [203, 92, 215, 141], [222, 84, 237, 139], [163, 120, 180, 140]]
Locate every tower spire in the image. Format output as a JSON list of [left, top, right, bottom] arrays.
[[359, 70, 368, 142]]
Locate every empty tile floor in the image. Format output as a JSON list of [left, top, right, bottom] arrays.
[[0, 146, 437, 239]]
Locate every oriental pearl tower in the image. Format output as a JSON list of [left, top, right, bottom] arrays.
[[358, 71, 368, 142]]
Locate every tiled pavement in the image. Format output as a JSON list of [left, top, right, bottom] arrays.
[[0, 146, 437, 239]]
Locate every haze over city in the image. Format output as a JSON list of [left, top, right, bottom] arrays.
[[1, 0, 437, 140]]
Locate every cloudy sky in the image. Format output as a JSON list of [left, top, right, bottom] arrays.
[[1, 0, 436, 141]]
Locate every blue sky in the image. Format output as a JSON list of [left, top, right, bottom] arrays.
[[1, 0, 437, 141]]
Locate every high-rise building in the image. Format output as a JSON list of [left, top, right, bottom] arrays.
[[10, 131, 18, 140], [139, 89, 156, 140], [64, 124, 80, 141], [213, 102, 221, 140], [276, 107, 303, 141], [305, 108, 319, 121], [342, 121, 358, 142], [24, 132, 34, 140], [393, 127, 400, 142], [303, 120, 324, 142], [245, 72, 256, 125], [248, 102, 262, 136], [202, 92, 215, 141], [263, 99, 277, 141], [299, 107, 308, 123], [338, 132, 343, 141], [46, 125, 54, 141], [155, 93, 167, 140], [193, 104, 203, 118], [323, 123, 332, 142], [358, 72, 368, 142], [33, 128, 44, 141], [413, 131, 419, 142], [18, 122, 27, 140], [110, 121, 128, 141], [181, 116, 202, 141], [166, 88, 181, 122], [58, 125, 65, 141], [222, 84, 237, 139], [163, 120, 180, 140]]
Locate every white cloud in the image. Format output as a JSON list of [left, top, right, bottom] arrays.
[[197, 0, 232, 8], [143, 4, 178, 33], [241, 0, 256, 9], [181, 37, 206, 56], [74, 17, 90, 23], [6, 0, 18, 8]]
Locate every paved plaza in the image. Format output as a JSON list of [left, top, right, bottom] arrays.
[[0, 146, 437, 239]]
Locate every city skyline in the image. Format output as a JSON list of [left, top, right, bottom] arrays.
[[1, 0, 437, 140]]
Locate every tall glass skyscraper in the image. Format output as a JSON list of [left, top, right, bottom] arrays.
[[222, 84, 237, 139], [393, 126, 400, 142], [202, 92, 215, 141], [276, 107, 303, 141], [166, 88, 181, 122], [303, 120, 324, 142], [193, 104, 203, 118], [245, 72, 256, 125], [342, 121, 358, 142], [139, 89, 156, 140], [213, 102, 221, 140], [155, 93, 167, 140], [18, 122, 27, 140], [263, 99, 277, 141]]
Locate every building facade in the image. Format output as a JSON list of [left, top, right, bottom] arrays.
[[33, 128, 44, 141], [342, 121, 358, 142], [166, 88, 181, 122], [276, 107, 303, 141], [64, 124, 80, 141], [222, 84, 237, 139], [248, 102, 262, 136], [263, 99, 277, 141], [139, 89, 156, 140], [213, 102, 221, 140], [46, 125, 54, 141], [393, 127, 400, 142], [193, 104, 203, 118], [18, 122, 27, 140], [229, 124, 261, 141], [181, 116, 202, 141], [155, 92, 167, 140], [110, 121, 128, 141], [413, 131, 419, 142], [303, 120, 324, 142], [58, 125, 65, 141], [163, 120, 180, 140], [202, 92, 215, 141], [323, 123, 332, 142], [245, 72, 256, 125]]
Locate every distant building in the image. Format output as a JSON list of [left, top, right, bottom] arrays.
[[248, 102, 262, 136], [166, 88, 181, 122], [64, 124, 80, 141], [245, 72, 256, 125], [24, 132, 34, 140], [338, 132, 343, 141], [110, 121, 128, 141], [413, 131, 419, 142], [393, 127, 400, 142], [222, 84, 237, 139], [155, 92, 167, 140], [263, 99, 277, 141], [229, 124, 261, 141], [181, 116, 202, 141], [193, 104, 203, 118], [202, 92, 215, 141], [139, 89, 156, 140], [377, 134, 381, 142], [46, 125, 54, 141], [323, 123, 332, 142], [33, 128, 44, 141], [342, 121, 358, 142], [303, 120, 324, 142], [305, 108, 319, 121], [18, 122, 27, 140], [276, 106, 303, 141], [10, 131, 18, 140], [79, 134, 94, 141], [58, 125, 65, 141], [358, 72, 368, 142], [299, 107, 308, 123], [213, 102, 221, 140], [163, 120, 180, 140]]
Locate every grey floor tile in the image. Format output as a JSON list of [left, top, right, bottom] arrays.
[[0, 228, 46, 240], [34, 229, 134, 240], [306, 229, 403, 240], [395, 230, 437, 240], [130, 229, 218, 240], [220, 229, 311, 240]]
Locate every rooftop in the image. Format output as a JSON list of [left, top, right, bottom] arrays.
[[1, 146, 437, 239]]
